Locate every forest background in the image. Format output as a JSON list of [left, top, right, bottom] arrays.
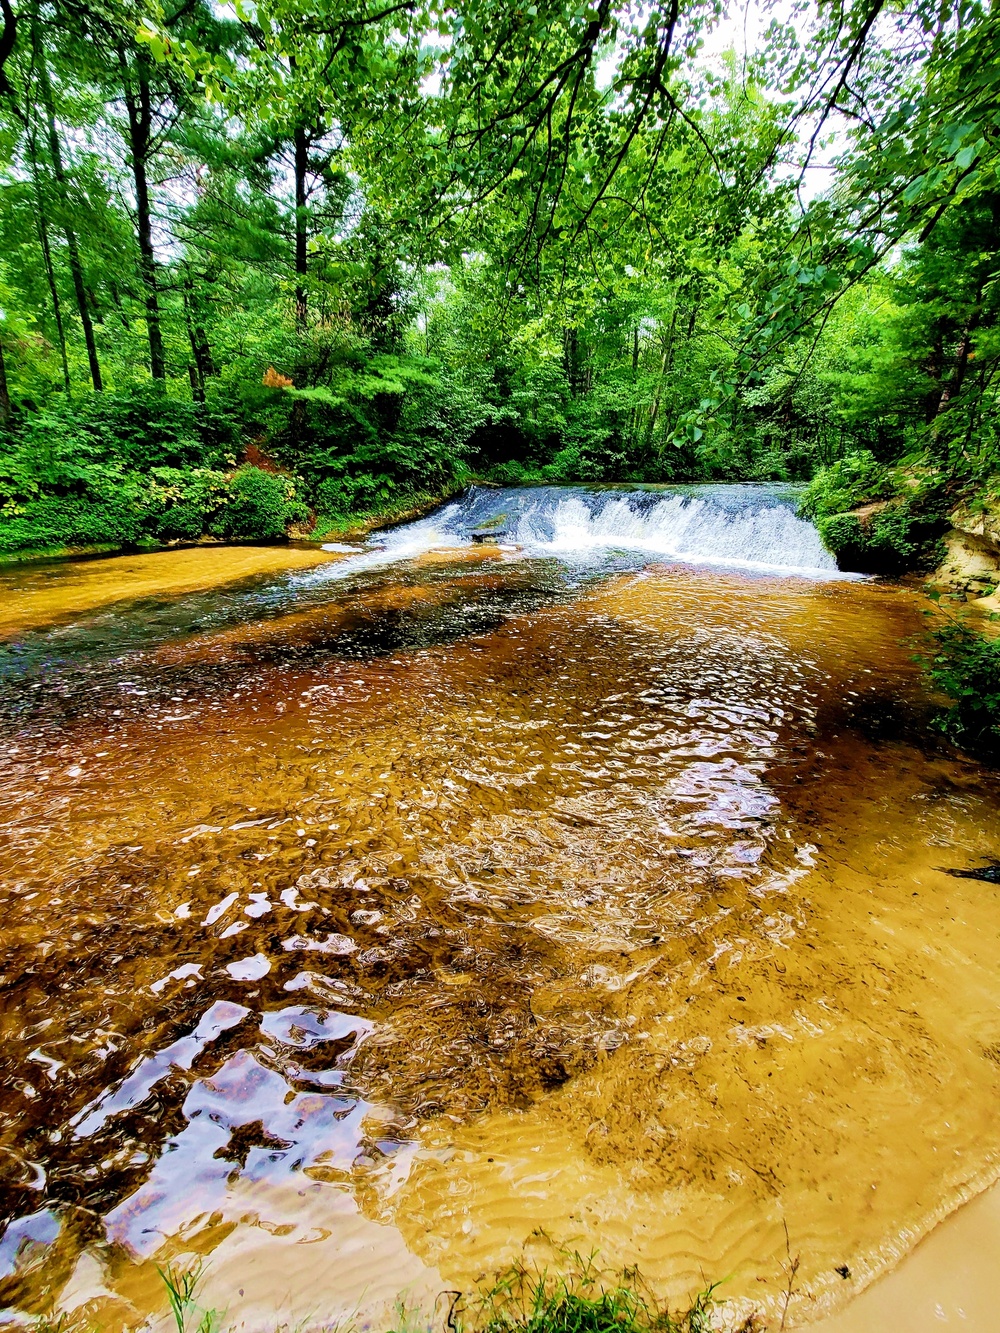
[[0, 0, 997, 583]]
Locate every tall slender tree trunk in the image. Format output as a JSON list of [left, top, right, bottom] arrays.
[[30, 172, 71, 397], [626, 323, 643, 450], [182, 275, 215, 402], [924, 335, 943, 423], [932, 297, 982, 458], [0, 335, 12, 426], [294, 123, 308, 329], [108, 280, 132, 330], [24, 98, 70, 393], [935, 319, 977, 419], [564, 327, 583, 395], [645, 308, 678, 447], [646, 346, 669, 446], [0, 0, 18, 106], [34, 21, 103, 392], [121, 48, 166, 380], [183, 270, 215, 383], [665, 308, 678, 374]]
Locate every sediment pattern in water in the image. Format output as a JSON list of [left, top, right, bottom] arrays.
[[0, 493, 999, 1329]]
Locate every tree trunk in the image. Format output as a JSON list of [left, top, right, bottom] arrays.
[[294, 123, 308, 328], [183, 270, 215, 382], [663, 305, 678, 375], [923, 336, 943, 423], [121, 47, 166, 380], [182, 275, 213, 402], [0, 0, 17, 102], [33, 187, 71, 397], [935, 319, 977, 419], [646, 344, 670, 446], [34, 22, 103, 392], [931, 299, 982, 458], [564, 326, 585, 396], [646, 309, 678, 447], [0, 335, 12, 426], [108, 279, 132, 330]]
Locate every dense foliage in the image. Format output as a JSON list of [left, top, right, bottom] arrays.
[[0, 0, 998, 726]]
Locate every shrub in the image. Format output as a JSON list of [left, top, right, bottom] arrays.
[[0, 488, 146, 553], [799, 450, 893, 519], [802, 451, 951, 573], [0, 389, 259, 552], [818, 501, 946, 574], [269, 372, 476, 518], [922, 616, 1000, 758], [156, 503, 205, 542], [10, 386, 240, 475], [212, 466, 306, 540], [0, 452, 306, 553]]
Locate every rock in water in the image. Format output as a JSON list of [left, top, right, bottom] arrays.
[[943, 862, 1000, 883]]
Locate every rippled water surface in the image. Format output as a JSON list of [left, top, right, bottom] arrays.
[[1, 485, 999, 1330]]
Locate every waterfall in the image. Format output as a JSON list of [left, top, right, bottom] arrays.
[[505, 488, 838, 573], [315, 483, 840, 580]]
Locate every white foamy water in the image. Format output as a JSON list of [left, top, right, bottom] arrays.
[[509, 490, 837, 573], [304, 484, 841, 584]]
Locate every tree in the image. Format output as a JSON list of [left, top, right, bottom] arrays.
[[32, 9, 104, 390]]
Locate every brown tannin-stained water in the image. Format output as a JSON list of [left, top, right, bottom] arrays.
[[1, 484, 998, 1331]]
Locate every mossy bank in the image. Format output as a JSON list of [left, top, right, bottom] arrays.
[[802, 450, 1000, 757]]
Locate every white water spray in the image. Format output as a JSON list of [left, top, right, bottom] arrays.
[[310, 484, 840, 582], [508, 490, 838, 573]]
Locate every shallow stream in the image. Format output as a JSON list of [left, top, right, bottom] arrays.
[[1, 484, 999, 1330]]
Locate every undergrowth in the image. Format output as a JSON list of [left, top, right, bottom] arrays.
[[150, 1252, 763, 1333], [920, 592, 1000, 759], [465, 1256, 733, 1333], [799, 450, 950, 573]]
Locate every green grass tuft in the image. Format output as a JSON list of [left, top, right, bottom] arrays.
[[446, 1252, 747, 1333]]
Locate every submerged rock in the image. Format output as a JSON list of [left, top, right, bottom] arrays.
[[942, 862, 1000, 884]]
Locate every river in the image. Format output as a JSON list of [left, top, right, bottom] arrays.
[[1, 484, 998, 1330]]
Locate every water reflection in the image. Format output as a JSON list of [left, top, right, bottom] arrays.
[[0, 495, 998, 1329]]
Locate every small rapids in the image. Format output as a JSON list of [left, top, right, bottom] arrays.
[[0, 485, 998, 1333], [0, 485, 837, 686], [314, 484, 839, 580]]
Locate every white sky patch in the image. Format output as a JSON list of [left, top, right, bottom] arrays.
[[590, 0, 860, 208]]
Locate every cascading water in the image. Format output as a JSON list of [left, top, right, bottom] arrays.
[[4, 479, 1000, 1333], [0, 484, 838, 683], [318, 484, 840, 578]]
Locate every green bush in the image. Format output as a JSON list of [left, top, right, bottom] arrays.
[[0, 389, 265, 553], [265, 357, 477, 520], [923, 618, 1000, 758], [0, 425, 306, 552], [212, 466, 307, 540], [799, 449, 893, 519], [802, 451, 951, 573], [7, 386, 240, 476], [156, 503, 205, 541], [486, 459, 547, 486], [818, 501, 945, 574], [0, 487, 145, 553]]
